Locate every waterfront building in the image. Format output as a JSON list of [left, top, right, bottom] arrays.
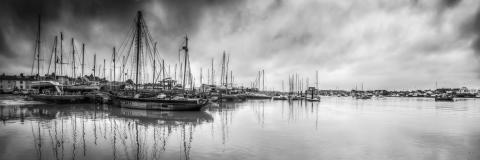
[[0, 74, 36, 93]]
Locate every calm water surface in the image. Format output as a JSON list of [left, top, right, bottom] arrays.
[[1, 95, 479, 160]]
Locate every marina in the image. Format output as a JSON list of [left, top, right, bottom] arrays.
[[0, 9, 477, 106], [1, 0, 480, 159]]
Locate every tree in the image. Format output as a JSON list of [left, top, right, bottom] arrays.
[[126, 79, 134, 85]]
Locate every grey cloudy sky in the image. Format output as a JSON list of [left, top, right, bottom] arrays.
[[0, 0, 479, 90]]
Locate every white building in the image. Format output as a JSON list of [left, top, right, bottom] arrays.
[[0, 74, 36, 93]]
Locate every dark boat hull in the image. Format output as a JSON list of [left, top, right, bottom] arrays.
[[219, 94, 247, 102], [435, 97, 454, 102], [355, 95, 372, 99], [306, 98, 320, 102], [29, 95, 89, 104], [113, 96, 209, 111], [246, 95, 272, 99]]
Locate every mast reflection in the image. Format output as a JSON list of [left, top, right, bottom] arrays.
[[1, 104, 214, 160]]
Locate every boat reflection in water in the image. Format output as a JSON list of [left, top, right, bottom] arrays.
[[111, 108, 214, 125], [0, 104, 213, 160]]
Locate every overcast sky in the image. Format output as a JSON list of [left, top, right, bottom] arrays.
[[0, 0, 479, 90]]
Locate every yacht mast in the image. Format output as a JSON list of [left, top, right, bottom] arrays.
[[37, 14, 41, 76], [153, 42, 156, 85], [60, 32, 63, 76], [82, 44, 85, 77], [182, 35, 188, 90], [72, 38, 75, 78], [162, 59, 165, 81], [54, 36, 57, 78], [103, 59, 106, 79], [36, 14, 41, 77], [113, 47, 116, 83], [226, 53, 230, 87], [93, 54, 96, 81], [135, 11, 142, 91], [211, 58, 214, 85]]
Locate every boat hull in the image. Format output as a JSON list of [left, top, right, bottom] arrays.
[[435, 97, 454, 102], [272, 96, 288, 100], [246, 95, 272, 99], [29, 95, 89, 104], [306, 98, 320, 102], [114, 96, 209, 111], [219, 94, 247, 102], [355, 95, 372, 99]]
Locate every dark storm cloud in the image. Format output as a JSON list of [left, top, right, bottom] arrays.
[[145, 0, 245, 51], [471, 7, 480, 55], [0, 0, 244, 49], [469, 5, 480, 79], [434, 0, 463, 24], [459, 3, 480, 77], [0, 0, 479, 89], [440, 0, 462, 8], [0, 0, 244, 72], [156, 0, 244, 34], [0, 0, 142, 58], [0, 31, 13, 58]]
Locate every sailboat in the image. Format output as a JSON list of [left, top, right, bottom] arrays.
[[355, 83, 371, 100], [434, 93, 454, 102], [272, 94, 288, 100], [112, 11, 208, 111], [305, 87, 320, 101], [27, 15, 92, 103]]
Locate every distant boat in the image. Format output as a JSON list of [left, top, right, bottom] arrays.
[[306, 97, 320, 102], [435, 94, 454, 102], [219, 94, 247, 102], [373, 95, 385, 99], [246, 93, 271, 99], [355, 94, 372, 100], [272, 95, 288, 100], [306, 87, 320, 101], [355, 83, 371, 99], [288, 95, 302, 100]]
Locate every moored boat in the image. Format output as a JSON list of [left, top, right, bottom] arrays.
[[219, 94, 246, 102], [110, 108, 213, 125], [246, 93, 271, 99], [113, 95, 209, 111], [355, 94, 372, 100], [272, 95, 288, 100], [288, 95, 302, 100], [111, 11, 209, 112], [28, 81, 93, 103], [29, 94, 88, 103], [435, 94, 454, 102], [306, 97, 320, 102]]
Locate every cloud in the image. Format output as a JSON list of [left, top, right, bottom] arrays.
[[440, 0, 462, 8], [0, 0, 479, 89]]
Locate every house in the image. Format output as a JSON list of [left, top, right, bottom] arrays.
[[0, 74, 36, 93]]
